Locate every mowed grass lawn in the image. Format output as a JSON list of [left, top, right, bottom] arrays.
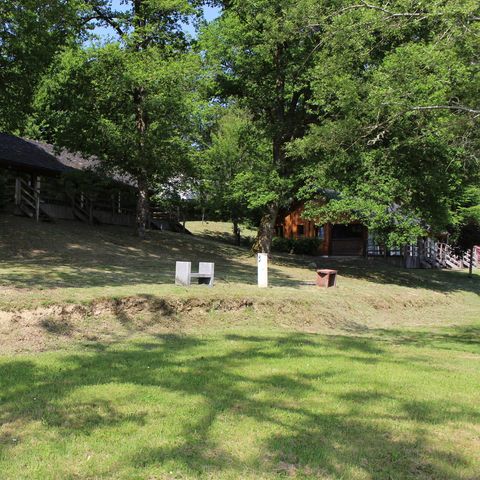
[[2, 331, 480, 479], [0, 214, 479, 479]]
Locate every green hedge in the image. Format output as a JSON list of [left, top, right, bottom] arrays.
[[272, 237, 322, 255]]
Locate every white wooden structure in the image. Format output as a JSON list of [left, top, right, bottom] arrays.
[[405, 241, 478, 269], [257, 253, 268, 288]]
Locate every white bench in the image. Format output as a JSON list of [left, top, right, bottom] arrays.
[[175, 261, 215, 287]]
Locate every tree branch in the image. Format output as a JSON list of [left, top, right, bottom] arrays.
[[351, 1, 426, 18], [313, 1, 480, 25], [89, 4, 126, 38], [411, 105, 480, 115]]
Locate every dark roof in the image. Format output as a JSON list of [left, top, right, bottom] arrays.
[[28, 138, 99, 172], [0, 133, 134, 186], [0, 132, 76, 174]]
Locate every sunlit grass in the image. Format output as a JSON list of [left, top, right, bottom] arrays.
[[1, 330, 479, 479], [0, 215, 479, 479]]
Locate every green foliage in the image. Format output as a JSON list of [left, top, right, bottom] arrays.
[[26, 0, 209, 235], [451, 187, 480, 250], [199, 1, 323, 250], [32, 44, 198, 184], [458, 220, 480, 252], [292, 0, 480, 245], [4, 0, 480, 247], [272, 237, 322, 256], [0, 0, 86, 133], [198, 106, 268, 221], [301, 184, 428, 247]]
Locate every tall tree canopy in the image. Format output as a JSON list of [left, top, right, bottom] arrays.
[[202, 0, 480, 249], [199, 105, 269, 244], [294, 0, 480, 246], [200, 0, 321, 252], [0, 0, 85, 133], [5, 0, 479, 248], [31, 0, 205, 237]]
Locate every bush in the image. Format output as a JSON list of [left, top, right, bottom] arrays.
[[272, 237, 322, 256], [271, 237, 294, 253], [292, 238, 322, 255]]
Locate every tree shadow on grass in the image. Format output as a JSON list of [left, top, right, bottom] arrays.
[[368, 325, 480, 354], [0, 215, 262, 288], [1, 330, 479, 478], [313, 256, 480, 295], [1, 214, 479, 294]]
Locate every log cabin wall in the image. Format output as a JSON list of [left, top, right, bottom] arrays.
[[276, 203, 368, 256], [276, 204, 330, 255], [281, 204, 317, 239]]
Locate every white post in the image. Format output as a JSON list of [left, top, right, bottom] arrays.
[[257, 253, 268, 288]]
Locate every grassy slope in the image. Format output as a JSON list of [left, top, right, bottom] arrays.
[[186, 220, 257, 243], [0, 214, 479, 479]]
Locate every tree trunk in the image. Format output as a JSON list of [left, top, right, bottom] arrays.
[[136, 176, 149, 239], [253, 203, 279, 254], [251, 42, 288, 255], [469, 247, 474, 277], [233, 219, 241, 246]]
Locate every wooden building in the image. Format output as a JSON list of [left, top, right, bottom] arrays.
[[0, 132, 184, 231], [276, 198, 479, 267], [275, 203, 368, 256], [0, 132, 140, 226]]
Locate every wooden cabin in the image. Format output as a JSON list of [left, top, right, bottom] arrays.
[[275, 203, 368, 256], [0, 133, 188, 232], [0, 132, 139, 226]]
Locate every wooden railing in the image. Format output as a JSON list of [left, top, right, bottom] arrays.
[[408, 241, 478, 269], [371, 239, 478, 270], [367, 243, 402, 257], [15, 178, 43, 221], [70, 193, 98, 224], [463, 248, 479, 269]]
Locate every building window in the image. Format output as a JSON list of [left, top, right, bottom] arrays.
[[297, 224, 305, 236], [316, 226, 325, 240]]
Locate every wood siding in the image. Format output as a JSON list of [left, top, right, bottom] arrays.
[[276, 203, 368, 256]]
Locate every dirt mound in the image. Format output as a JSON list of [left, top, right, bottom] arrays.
[[0, 296, 300, 353], [0, 291, 456, 354]]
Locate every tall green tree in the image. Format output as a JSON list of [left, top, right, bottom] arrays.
[[200, 0, 321, 253], [0, 0, 85, 133], [202, 0, 479, 249], [295, 0, 480, 246], [199, 106, 269, 244], [32, 0, 204, 237]]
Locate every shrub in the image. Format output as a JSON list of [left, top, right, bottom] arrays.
[[291, 238, 322, 255], [272, 237, 322, 256], [272, 237, 294, 253]]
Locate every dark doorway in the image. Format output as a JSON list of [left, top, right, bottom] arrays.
[[330, 224, 366, 256]]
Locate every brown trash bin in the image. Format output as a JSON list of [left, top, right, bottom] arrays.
[[316, 269, 338, 288]]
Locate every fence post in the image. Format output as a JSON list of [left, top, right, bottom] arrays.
[[14, 178, 21, 205], [35, 176, 41, 222]]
